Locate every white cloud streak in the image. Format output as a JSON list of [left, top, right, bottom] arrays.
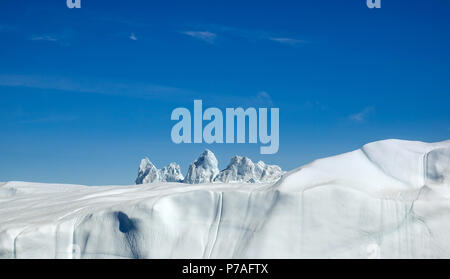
[[129, 33, 138, 41], [256, 91, 274, 106], [269, 37, 308, 46], [349, 107, 374, 123], [181, 31, 217, 43], [183, 24, 308, 47], [0, 74, 195, 100], [30, 34, 60, 42]]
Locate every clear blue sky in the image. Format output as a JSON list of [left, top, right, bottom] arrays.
[[0, 0, 449, 185]]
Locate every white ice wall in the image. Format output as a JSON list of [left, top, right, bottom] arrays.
[[0, 139, 449, 259]]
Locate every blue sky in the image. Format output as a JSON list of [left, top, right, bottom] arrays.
[[0, 0, 449, 185]]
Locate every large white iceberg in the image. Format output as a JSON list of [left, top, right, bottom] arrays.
[[0, 139, 449, 259]]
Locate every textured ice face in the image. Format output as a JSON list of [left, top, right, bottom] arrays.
[[184, 150, 220, 184], [214, 156, 284, 183], [425, 147, 450, 187], [136, 150, 284, 185], [160, 163, 185, 183], [135, 159, 184, 184], [135, 158, 159, 184]]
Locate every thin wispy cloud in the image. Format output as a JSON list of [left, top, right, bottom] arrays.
[[0, 75, 277, 105], [30, 34, 59, 42], [129, 33, 138, 41], [183, 24, 308, 47], [349, 107, 374, 123], [256, 91, 274, 106], [29, 33, 71, 46], [181, 31, 217, 43], [269, 37, 308, 46], [0, 74, 195, 101]]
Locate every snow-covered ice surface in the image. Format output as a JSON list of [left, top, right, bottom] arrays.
[[1, 139, 450, 259]]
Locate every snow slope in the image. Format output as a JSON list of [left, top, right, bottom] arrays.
[[0, 139, 449, 259]]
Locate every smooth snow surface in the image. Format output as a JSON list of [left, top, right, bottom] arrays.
[[1, 139, 450, 259]]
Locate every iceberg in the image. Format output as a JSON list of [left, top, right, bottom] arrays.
[[136, 150, 284, 185], [1, 139, 449, 259], [183, 149, 220, 184], [135, 158, 184, 184], [214, 156, 284, 183]]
